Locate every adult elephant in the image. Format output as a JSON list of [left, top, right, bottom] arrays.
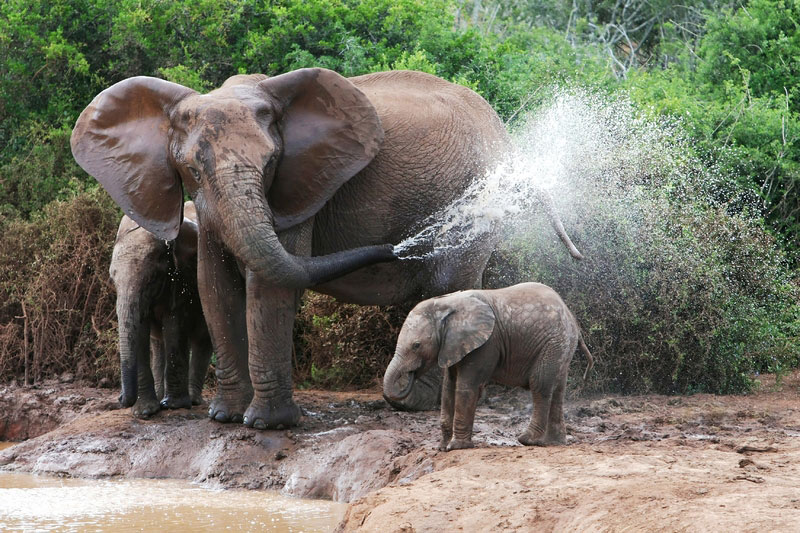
[[71, 68, 582, 429]]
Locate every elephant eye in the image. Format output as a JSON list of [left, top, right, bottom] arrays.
[[188, 166, 201, 182], [412, 341, 421, 350]]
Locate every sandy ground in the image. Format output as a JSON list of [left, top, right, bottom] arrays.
[[2, 372, 800, 532]]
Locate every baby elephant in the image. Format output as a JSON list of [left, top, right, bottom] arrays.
[[110, 201, 212, 417], [383, 282, 593, 451]]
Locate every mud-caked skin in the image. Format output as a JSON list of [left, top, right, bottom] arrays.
[[383, 282, 594, 450], [72, 69, 583, 429], [110, 201, 212, 418]]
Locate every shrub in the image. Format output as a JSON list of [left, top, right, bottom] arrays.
[[489, 199, 799, 395], [293, 293, 411, 389], [484, 92, 800, 394], [0, 188, 121, 384]]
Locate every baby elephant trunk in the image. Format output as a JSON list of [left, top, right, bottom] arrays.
[[382, 354, 417, 402]]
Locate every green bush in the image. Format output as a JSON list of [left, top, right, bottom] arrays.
[[623, 0, 800, 255], [0, 124, 87, 220]]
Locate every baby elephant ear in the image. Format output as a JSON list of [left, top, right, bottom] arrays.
[[71, 76, 196, 240], [437, 294, 496, 368]]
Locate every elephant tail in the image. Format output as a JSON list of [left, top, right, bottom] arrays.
[[578, 336, 594, 382], [535, 187, 584, 260]]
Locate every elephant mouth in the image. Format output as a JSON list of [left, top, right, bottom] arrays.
[[385, 372, 416, 402]]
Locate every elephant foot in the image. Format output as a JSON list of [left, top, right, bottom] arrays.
[[190, 391, 204, 406], [518, 431, 564, 446], [243, 400, 302, 430], [118, 391, 136, 408], [208, 397, 246, 424], [438, 434, 453, 452], [132, 397, 161, 418], [445, 438, 474, 452], [160, 394, 192, 410]]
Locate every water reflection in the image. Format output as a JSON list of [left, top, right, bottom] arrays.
[[0, 445, 344, 532]]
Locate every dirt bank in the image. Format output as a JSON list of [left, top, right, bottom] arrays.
[[2, 372, 800, 531]]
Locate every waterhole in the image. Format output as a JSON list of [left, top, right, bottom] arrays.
[[0, 443, 344, 532]]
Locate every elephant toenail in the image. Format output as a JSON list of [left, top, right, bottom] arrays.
[[254, 420, 267, 430]]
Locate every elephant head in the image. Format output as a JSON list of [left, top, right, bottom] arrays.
[[383, 292, 496, 402], [73, 68, 396, 289]]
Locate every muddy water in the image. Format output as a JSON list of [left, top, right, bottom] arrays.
[[0, 442, 345, 532]]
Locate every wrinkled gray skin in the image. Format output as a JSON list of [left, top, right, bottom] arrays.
[[72, 69, 582, 429], [384, 282, 593, 451], [110, 201, 212, 418]]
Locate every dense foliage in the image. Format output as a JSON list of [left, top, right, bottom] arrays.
[[0, 0, 797, 393]]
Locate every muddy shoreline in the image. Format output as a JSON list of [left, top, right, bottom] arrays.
[[2, 373, 800, 531]]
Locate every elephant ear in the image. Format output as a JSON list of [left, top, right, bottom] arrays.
[[436, 294, 496, 369], [71, 76, 197, 240], [257, 68, 384, 231]]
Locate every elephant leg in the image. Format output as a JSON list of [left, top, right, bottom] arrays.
[[446, 345, 497, 451], [241, 220, 316, 430], [242, 271, 303, 429], [188, 331, 212, 406], [543, 375, 568, 445], [241, 220, 313, 429], [133, 320, 160, 418], [439, 367, 456, 451], [150, 329, 165, 402], [518, 355, 562, 446], [161, 312, 192, 409], [518, 386, 552, 446], [200, 229, 252, 423], [447, 380, 480, 451]]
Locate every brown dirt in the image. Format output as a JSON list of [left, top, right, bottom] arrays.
[[2, 372, 800, 532]]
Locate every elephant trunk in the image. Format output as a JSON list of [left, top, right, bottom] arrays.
[[535, 187, 584, 260], [384, 365, 442, 412], [217, 172, 397, 289], [116, 298, 148, 407], [383, 352, 418, 402]]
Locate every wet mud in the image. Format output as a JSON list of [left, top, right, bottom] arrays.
[[2, 372, 800, 531]]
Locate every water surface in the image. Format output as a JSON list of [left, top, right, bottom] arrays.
[[0, 443, 344, 532]]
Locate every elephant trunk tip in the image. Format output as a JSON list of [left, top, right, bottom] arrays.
[[383, 371, 415, 402]]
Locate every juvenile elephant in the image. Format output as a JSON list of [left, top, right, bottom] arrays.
[[110, 201, 212, 417], [72, 68, 582, 429], [383, 282, 593, 451]]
